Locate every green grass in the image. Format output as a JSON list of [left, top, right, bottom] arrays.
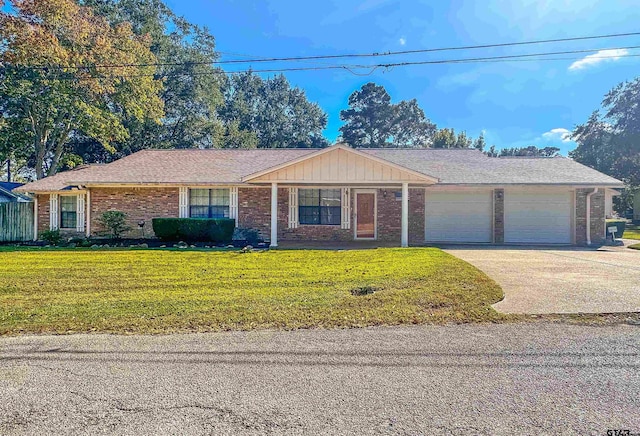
[[0, 248, 506, 335], [624, 225, 640, 240], [629, 243, 640, 250]]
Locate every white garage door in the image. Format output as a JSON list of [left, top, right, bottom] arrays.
[[425, 190, 493, 243], [504, 189, 572, 244]]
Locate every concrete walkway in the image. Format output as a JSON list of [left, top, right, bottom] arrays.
[[445, 245, 640, 314]]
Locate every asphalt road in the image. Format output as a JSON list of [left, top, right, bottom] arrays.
[[1, 323, 640, 435]]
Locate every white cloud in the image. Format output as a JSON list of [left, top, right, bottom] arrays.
[[542, 128, 572, 142], [399, 37, 406, 46], [568, 49, 629, 71]]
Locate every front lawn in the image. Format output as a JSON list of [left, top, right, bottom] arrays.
[[624, 224, 640, 240], [0, 248, 505, 335]]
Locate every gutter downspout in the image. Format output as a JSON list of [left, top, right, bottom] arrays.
[[585, 188, 599, 246]]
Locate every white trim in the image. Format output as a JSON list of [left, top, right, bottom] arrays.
[[33, 196, 38, 241], [270, 183, 278, 247], [341, 188, 350, 230], [179, 187, 189, 218], [353, 189, 377, 240], [288, 187, 298, 229], [241, 143, 439, 183], [76, 193, 85, 232], [86, 190, 91, 237], [229, 186, 239, 221], [49, 193, 59, 230], [401, 182, 408, 247]]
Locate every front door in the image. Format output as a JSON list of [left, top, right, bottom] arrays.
[[355, 192, 376, 239]]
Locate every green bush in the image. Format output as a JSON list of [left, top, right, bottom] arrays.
[[605, 219, 626, 239], [152, 218, 235, 242], [40, 229, 63, 246], [98, 210, 131, 239]]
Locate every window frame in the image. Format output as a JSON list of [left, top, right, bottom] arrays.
[[188, 188, 230, 219], [59, 195, 78, 229], [298, 188, 342, 226]]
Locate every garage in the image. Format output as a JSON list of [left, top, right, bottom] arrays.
[[425, 189, 493, 243], [504, 189, 573, 244]]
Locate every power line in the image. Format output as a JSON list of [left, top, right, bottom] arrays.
[[16, 31, 640, 71], [18, 45, 639, 79]]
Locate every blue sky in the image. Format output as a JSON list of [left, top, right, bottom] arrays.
[[169, 1, 636, 153]]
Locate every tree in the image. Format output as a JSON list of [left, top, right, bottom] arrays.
[[499, 146, 560, 157], [218, 72, 328, 148], [431, 128, 473, 149], [473, 132, 486, 152], [339, 82, 435, 148], [571, 78, 640, 187], [391, 99, 436, 147], [80, 0, 223, 155], [0, 0, 164, 179]]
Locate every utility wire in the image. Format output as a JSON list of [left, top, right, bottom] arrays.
[[16, 45, 639, 79], [14, 31, 640, 71]]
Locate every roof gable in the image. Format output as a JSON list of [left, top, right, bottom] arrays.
[[242, 144, 439, 184]]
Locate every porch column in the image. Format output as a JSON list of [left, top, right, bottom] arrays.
[[270, 182, 278, 248], [401, 182, 409, 247]]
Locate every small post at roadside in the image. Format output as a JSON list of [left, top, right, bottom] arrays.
[[607, 225, 618, 241]]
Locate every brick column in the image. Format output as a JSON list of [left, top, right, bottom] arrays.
[[493, 189, 504, 244]]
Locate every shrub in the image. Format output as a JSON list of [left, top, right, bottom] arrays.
[[98, 211, 131, 239], [233, 227, 263, 245], [605, 219, 626, 239], [40, 229, 62, 246], [152, 218, 235, 242]]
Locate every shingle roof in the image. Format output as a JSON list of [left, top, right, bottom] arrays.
[[364, 149, 624, 186], [16, 146, 623, 192]]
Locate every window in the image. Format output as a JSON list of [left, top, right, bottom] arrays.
[[60, 195, 77, 229], [189, 189, 230, 218], [299, 189, 341, 225]]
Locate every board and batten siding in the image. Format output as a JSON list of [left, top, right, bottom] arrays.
[[248, 147, 430, 183], [0, 202, 34, 242]]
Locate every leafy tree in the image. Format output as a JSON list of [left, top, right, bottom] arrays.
[[0, 0, 164, 179], [473, 132, 486, 152], [571, 78, 640, 187], [499, 146, 560, 157], [391, 99, 436, 147], [218, 72, 328, 148], [80, 0, 223, 155], [431, 128, 473, 149], [339, 82, 435, 148]]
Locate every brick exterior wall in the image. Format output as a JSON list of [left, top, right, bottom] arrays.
[[36, 194, 50, 234], [237, 187, 426, 245], [575, 188, 605, 245], [493, 189, 504, 244], [408, 188, 425, 245], [89, 187, 179, 238]]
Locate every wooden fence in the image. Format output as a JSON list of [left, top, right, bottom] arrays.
[[0, 202, 34, 242]]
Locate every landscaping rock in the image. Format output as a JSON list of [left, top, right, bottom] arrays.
[[160, 245, 166, 248], [91, 244, 100, 249], [139, 243, 149, 249], [226, 244, 234, 249]]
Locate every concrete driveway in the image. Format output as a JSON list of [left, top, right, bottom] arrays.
[[445, 245, 640, 314]]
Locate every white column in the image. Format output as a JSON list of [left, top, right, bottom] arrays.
[[33, 196, 38, 241], [85, 190, 91, 237], [270, 182, 278, 248], [401, 182, 409, 247]]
